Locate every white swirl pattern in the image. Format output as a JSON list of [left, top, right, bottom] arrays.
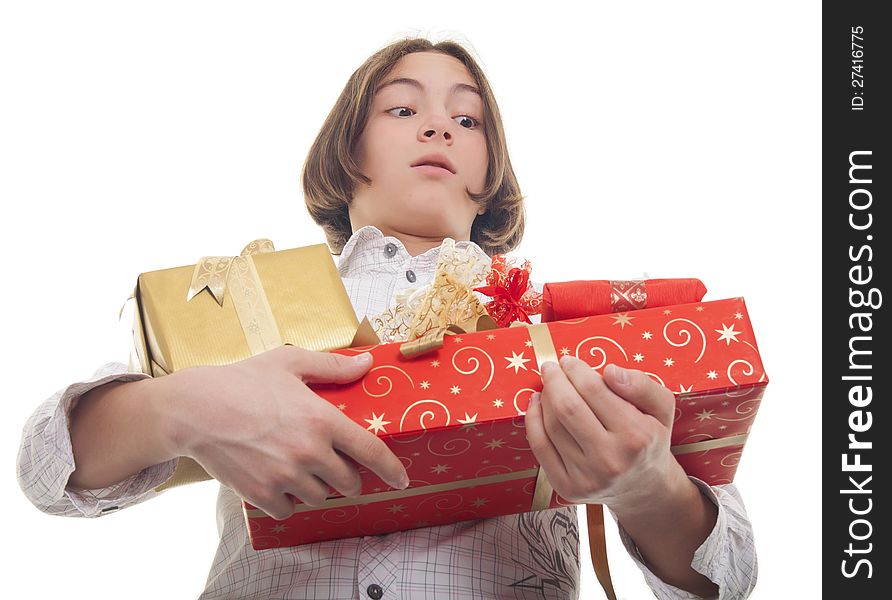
[[426, 436, 472, 457], [415, 491, 466, 513], [514, 387, 536, 415], [574, 335, 629, 369], [399, 399, 451, 431], [720, 451, 743, 468], [320, 505, 361, 524], [663, 318, 707, 363], [474, 465, 514, 477], [715, 398, 762, 422], [726, 359, 754, 385], [451, 346, 495, 390], [362, 365, 415, 398]]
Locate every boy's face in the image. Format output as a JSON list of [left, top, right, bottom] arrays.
[[349, 51, 488, 251]]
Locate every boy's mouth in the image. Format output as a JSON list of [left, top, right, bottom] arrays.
[[411, 153, 456, 174], [412, 164, 454, 177]]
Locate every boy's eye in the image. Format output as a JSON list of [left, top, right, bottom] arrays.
[[386, 107, 480, 129], [454, 115, 478, 129], [388, 106, 415, 118]]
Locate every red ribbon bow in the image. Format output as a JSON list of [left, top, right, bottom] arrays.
[[473, 254, 543, 328]]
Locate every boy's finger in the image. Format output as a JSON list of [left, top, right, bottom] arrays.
[[524, 392, 570, 492], [602, 364, 675, 428]]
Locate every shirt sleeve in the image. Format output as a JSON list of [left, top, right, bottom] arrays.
[[16, 361, 180, 518], [614, 478, 758, 599]]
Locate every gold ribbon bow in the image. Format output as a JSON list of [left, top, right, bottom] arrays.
[[185, 238, 282, 355], [371, 238, 493, 344], [397, 317, 500, 358]]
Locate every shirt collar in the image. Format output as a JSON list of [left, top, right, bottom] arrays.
[[337, 225, 490, 277]]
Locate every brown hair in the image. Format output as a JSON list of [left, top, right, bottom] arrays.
[[301, 37, 525, 257]]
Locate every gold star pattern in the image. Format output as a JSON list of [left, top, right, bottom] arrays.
[[524, 340, 533, 347], [663, 309, 672, 315], [707, 370, 718, 380], [457, 411, 478, 424], [484, 438, 506, 450], [559, 346, 570, 355], [642, 331, 653, 340], [695, 409, 715, 422], [612, 312, 635, 329], [505, 351, 531, 374], [450, 385, 462, 395], [430, 360, 440, 368], [453, 336, 463, 343], [734, 312, 744, 320], [420, 380, 430, 390], [486, 334, 496, 340], [492, 398, 504, 408], [633, 353, 644, 362], [471, 497, 489, 508], [430, 464, 451, 474], [715, 323, 742, 345], [386, 503, 406, 514], [337, 403, 347, 411], [364, 412, 391, 434], [695, 306, 704, 312], [663, 357, 675, 367], [271, 524, 288, 533]]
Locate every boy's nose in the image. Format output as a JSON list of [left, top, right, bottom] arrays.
[[423, 127, 450, 141], [419, 112, 455, 141]]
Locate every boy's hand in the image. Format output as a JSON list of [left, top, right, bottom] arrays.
[[157, 345, 410, 521], [525, 356, 687, 513]]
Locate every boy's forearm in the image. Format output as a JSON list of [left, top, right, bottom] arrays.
[[612, 466, 720, 598], [67, 376, 180, 491]]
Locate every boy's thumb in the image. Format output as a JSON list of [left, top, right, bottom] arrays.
[[295, 350, 374, 385]]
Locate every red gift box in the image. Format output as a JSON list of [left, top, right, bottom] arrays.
[[243, 297, 767, 550]]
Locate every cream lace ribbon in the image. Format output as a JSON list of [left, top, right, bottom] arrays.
[[370, 239, 493, 344]]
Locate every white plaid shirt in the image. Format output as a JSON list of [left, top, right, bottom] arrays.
[[17, 225, 756, 599]]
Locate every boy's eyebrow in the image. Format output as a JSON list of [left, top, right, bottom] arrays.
[[376, 77, 481, 98]]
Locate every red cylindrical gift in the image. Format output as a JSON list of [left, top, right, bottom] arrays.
[[541, 278, 707, 321]]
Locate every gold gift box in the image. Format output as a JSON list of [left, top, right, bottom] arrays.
[[126, 239, 374, 492]]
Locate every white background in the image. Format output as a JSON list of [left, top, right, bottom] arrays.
[[1, 2, 820, 598]]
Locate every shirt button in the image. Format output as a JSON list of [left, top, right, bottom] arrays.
[[383, 243, 397, 258], [366, 583, 384, 599], [406, 269, 416, 283]]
